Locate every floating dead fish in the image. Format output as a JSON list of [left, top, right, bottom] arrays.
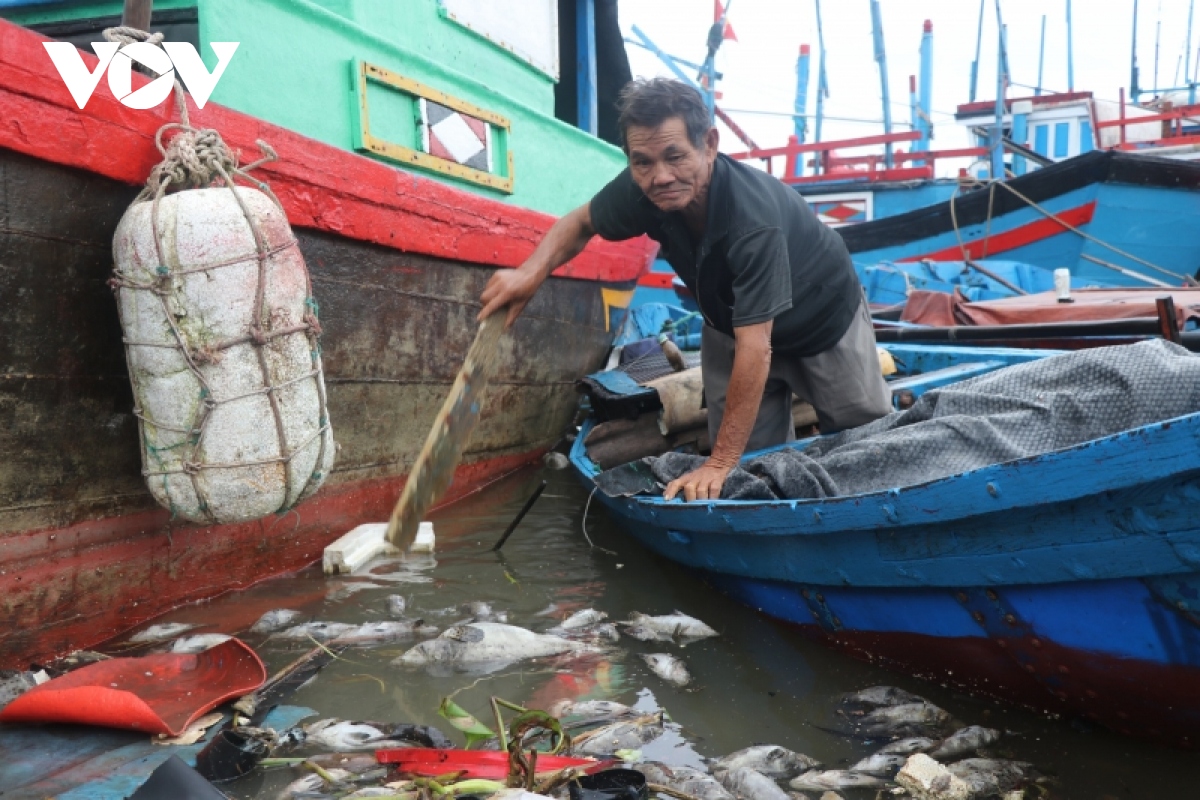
[[385, 595, 407, 618], [573, 714, 665, 756], [548, 699, 636, 719], [277, 768, 352, 799], [129, 622, 199, 643], [712, 745, 822, 778], [621, 611, 717, 643], [560, 609, 607, 629], [304, 719, 410, 751], [250, 609, 304, 634], [641, 653, 691, 686], [849, 701, 953, 739], [847, 752, 906, 777], [876, 737, 938, 756], [460, 601, 507, 622], [717, 767, 792, 800], [169, 634, 232, 654], [839, 685, 926, 712], [947, 758, 1037, 796], [543, 451, 571, 470], [788, 771, 888, 792], [272, 622, 356, 642], [635, 764, 734, 800], [394, 622, 589, 666], [332, 620, 428, 646], [929, 726, 1002, 760], [549, 622, 622, 644]]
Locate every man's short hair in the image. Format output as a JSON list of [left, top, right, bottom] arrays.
[[616, 78, 710, 151]]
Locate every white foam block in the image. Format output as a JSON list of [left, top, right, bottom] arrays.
[[323, 521, 436, 573]]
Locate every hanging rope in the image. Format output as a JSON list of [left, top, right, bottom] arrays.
[[105, 28, 330, 522]]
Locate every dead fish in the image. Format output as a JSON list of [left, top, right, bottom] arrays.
[[718, 767, 792, 800], [641, 653, 691, 686], [331, 620, 427, 646], [250, 609, 304, 634], [560, 609, 608, 629], [876, 737, 938, 756], [851, 701, 952, 738], [303, 720, 412, 752], [385, 595, 407, 618], [277, 768, 352, 799], [621, 611, 717, 642], [308, 752, 385, 774], [788, 771, 888, 792], [946, 758, 1036, 796], [130, 622, 199, 643], [929, 725, 1002, 760], [544, 451, 571, 470], [169, 634, 232, 654], [548, 699, 636, 719], [635, 764, 734, 800], [272, 621, 355, 642], [326, 582, 386, 602], [460, 601, 507, 622], [395, 622, 589, 666], [550, 622, 622, 643], [712, 746, 822, 778], [573, 714, 665, 756], [847, 752, 906, 777], [840, 685, 926, 711]]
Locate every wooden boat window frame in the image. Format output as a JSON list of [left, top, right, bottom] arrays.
[[350, 59, 515, 194]]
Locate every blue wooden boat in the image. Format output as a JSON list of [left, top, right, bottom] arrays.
[[571, 344, 1200, 744], [856, 259, 1116, 308]]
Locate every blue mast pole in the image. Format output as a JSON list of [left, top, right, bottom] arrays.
[[869, 0, 894, 168], [1188, 0, 1196, 103], [814, 0, 828, 161], [576, 0, 597, 135], [1066, 0, 1074, 92], [918, 19, 933, 159], [970, 0, 985, 102], [794, 44, 810, 177], [1132, 0, 1141, 102], [991, 11, 1008, 179], [1036, 15, 1045, 96], [629, 25, 704, 92]]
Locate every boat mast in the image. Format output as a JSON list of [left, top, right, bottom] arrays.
[[917, 20, 933, 164], [1036, 15, 1045, 96], [1132, 0, 1141, 102], [991, 1, 1008, 179], [794, 44, 810, 177], [814, 0, 828, 163], [869, 0, 893, 168], [1066, 0, 1074, 92], [577, 0, 597, 135], [122, 0, 152, 30], [970, 0, 985, 102], [1188, 0, 1196, 102]]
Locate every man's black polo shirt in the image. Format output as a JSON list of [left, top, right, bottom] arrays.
[[589, 153, 860, 357]]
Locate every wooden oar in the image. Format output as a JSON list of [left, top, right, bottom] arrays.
[[385, 311, 507, 549]]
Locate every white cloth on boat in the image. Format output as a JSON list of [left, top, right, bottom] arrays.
[[601, 340, 1200, 501]]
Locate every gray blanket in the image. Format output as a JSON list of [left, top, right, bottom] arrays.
[[597, 340, 1200, 501]]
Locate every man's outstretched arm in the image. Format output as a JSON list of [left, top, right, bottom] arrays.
[[479, 203, 597, 327], [663, 320, 772, 502]]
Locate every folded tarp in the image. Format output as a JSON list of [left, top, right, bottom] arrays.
[[602, 340, 1200, 501]]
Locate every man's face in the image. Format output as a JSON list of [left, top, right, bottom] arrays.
[[625, 117, 718, 214]]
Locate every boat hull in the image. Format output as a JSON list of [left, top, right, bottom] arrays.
[[573, 400, 1200, 743]]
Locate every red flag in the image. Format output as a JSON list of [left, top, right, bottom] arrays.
[[714, 0, 738, 41]]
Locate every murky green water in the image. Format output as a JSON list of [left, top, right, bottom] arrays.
[[145, 465, 1193, 799]]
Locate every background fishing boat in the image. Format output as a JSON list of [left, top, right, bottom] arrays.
[[0, 0, 655, 667]]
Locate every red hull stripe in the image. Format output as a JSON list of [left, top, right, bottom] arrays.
[[0, 449, 542, 669], [637, 272, 676, 289], [0, 20, 655, 283], [896, 201, 1097, 262]]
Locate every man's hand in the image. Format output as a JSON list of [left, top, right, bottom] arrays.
[[477, 203, 596, 328], [663, 458, 735, 502], [479, 267, 540, 328]]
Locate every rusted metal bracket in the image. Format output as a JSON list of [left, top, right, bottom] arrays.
[[799, 586, 843, 632]]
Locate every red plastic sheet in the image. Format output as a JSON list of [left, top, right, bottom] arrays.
[[0, 638, 264, 736], [375, 748, 615, 778]]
